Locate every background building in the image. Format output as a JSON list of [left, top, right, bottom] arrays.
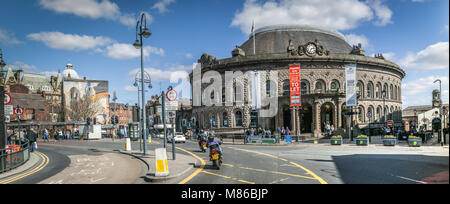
[[191, 25, 405, 138]]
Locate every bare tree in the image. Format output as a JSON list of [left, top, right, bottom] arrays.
[[65, 93, 102, 122]]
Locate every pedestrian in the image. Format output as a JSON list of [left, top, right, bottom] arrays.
[[58, 129, 63, 141], [26, 129, 37, 152], [331, 125, 335, 136], [43, 128, 50, 143], [286, 127, 291, 136]]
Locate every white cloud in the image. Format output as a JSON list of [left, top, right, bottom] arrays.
[[399, 42, 449, 71], [124, 85, 138, 92], [366, 0, 393, 26], [402, 75, 449, 107], [8, 61, 37, 71], [0, 29, 23, 45], [185, 53, 193, 59], [231, 0, 393, 35], [38, 0, 139, 27], [105, 43, 165, 60], [345, 34, 371, 49], [27, 32, 114, 51], [152, 0, 176, 13]]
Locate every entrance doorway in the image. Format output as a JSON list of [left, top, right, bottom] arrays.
[[300, 104, 312, 133], [283, 107, 291, 130], [321, 103, 335, 132]]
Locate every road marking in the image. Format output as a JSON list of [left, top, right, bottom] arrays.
[[269, 178, 289, 184], [0, 152, 50, 184], [201, 170, 231, 179], [222, 163, 234, 167], [230, 147, 328, 184], [396, 176, 428, 184], [177, 147, 206, 184], [289, 162, 328, 184], [201, 170, 255, 184], [238, 179, 255, 184]]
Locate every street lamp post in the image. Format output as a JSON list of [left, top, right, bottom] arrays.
[[134, 12, 152, 155], [434, 79, 444, 145], [134, 71, 152, 151]]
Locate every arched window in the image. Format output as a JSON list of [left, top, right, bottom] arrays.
[[301, 80, 310, 95], [390, 85, 394, 100], [330, 80, 340, 92], [358, 106, 365, 123], [235, 111, 243, 127], [367, 82, 374, 98], [282, 80, 290, 96], [377, 106, 382, 122], [357, 81, 364, 98], [222, 112, 228, 127], [315, 80, 325, 93], [383, 83, 389, 99], [266, 80, 274, 97], [368, 106, 374, 123], [394, 85, 398, 101], [376, 83, 382, 99]]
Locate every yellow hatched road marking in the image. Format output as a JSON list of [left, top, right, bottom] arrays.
[[177, 147, 205, 184], [201, 170, 255, 184], [0, 152, 50, 184], [231, 147, 328, 184]]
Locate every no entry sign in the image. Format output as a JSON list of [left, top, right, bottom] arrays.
[[166, 89, 178, 102], [14, 107, 24, 116], [4, 92, 11, 105]]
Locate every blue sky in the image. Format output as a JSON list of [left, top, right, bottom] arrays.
[[0, 0, 448, 108]]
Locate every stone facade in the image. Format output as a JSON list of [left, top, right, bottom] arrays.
[[191, 25, 405, 137]]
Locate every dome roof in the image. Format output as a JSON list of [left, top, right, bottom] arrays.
[[63, 63, 80, 79], [240, 25, 352, 55]]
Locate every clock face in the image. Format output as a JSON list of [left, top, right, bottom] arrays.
[[306, 44, 316, 54]]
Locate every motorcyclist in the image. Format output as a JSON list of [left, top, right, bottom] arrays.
[[207, 135, 223, 157], [197, 130, 207, 149]]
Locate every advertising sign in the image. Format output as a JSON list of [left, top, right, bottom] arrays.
[[289, 64, 301, 107], [345, 64, 357, 107]]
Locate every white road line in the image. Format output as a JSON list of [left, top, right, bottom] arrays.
[[396, 176, 428, 184]]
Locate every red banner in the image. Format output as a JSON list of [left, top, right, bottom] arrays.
[[289, 64, 301, 107]]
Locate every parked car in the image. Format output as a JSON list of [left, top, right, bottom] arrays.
[[171, 132, 186, 143]]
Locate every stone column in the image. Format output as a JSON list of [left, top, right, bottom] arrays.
[[313, 102, 321, 138], [337, 101, 343, 128], [216, 112, 221, 129]]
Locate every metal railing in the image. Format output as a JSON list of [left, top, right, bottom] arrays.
[[216, 134, 308, 145], [0, 141, 30, 174]]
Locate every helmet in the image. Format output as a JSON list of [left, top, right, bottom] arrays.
[[208, 136, 214, 142]]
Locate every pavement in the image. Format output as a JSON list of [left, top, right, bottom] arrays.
[[0, 152, 40, 182], [119, 148, 198, 184]]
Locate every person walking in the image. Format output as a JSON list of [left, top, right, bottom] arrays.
[[58, 129, 63, 141], [26, 129, 37, 152], [286, 127, 291, 136], [43, 128, 50, 143]]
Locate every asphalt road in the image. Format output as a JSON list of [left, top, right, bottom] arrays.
[[3, 139, 448, 184], [168, 140, 449, 184]]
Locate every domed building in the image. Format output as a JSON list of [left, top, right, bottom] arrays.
[[191, 25, 405, 137], [62, 63, 80, 79]]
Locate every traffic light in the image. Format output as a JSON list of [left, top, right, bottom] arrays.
[[93, 118, 97, 125], [87, 118, 91, 125], [115, 116, 119, 124], [111, 116, 115, 124]]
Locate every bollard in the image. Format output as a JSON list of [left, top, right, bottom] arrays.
[[155, 148, 169, 177], [125, 138, 132, 151]]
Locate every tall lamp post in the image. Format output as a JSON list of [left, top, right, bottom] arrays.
[[434, 79, 444, 145], [134, 71, 152, 152], [133, 12, 152, 155]]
